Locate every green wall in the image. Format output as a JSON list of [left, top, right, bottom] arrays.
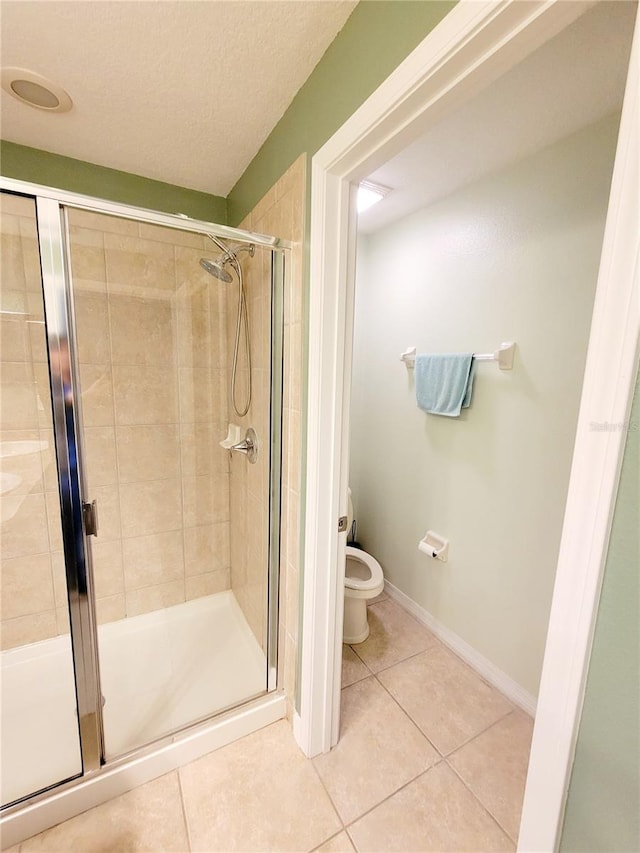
[[0, 140, 227, 223], [560, 368, 640, 852], [227, 0, 455, 225]]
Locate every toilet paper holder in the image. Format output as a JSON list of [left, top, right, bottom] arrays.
[[418, 531, 449, 562]]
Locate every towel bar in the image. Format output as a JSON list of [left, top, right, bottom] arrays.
[[400, 341, 516, 370]]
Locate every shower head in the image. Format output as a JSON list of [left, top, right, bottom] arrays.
[[199, 237, 256, 283], [199, 256, 233, 283]]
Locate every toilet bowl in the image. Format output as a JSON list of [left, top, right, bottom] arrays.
[[344, 546, 385, 643]]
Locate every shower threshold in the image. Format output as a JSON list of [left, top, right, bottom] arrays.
[[1, 590, 266, 807]]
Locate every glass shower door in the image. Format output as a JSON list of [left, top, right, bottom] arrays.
[[65, 207, 276, 758], [0, 192, 82, 806]]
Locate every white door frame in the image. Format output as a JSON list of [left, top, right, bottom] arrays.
[[296, 0, 639, 850]]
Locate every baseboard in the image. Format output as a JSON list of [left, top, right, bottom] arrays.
[[384, 581, 537, 717]]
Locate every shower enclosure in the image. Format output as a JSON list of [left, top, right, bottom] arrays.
[[0, 182, 284, 812]]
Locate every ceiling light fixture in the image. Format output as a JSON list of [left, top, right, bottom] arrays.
[[1, 67, 72, 113], [357, 180, 391, 213]]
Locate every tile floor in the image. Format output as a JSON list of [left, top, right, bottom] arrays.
[[8, 594, 533, 852]]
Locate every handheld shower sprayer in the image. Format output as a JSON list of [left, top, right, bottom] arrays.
[[199, 235, 255, 417]]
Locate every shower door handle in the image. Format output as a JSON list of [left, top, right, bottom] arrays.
[[82, 500, 99, 537]]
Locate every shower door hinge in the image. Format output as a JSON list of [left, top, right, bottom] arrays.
[[338, 516, 348, 533], [82, 500, 99, 537]]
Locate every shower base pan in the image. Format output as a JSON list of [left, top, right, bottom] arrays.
[[1, 590, 267, 808]]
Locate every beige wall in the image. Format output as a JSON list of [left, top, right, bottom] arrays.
[[235, 155, 305, 714], [350, 115, 619, 696]]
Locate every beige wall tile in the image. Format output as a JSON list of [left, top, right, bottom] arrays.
[[178, 367, 225, 426], [1, 194, 35, 217], [113, 364, 178, 425], [1, 231, 26, 289], [116, 424, 180, 483], [0, 610, 57, 650], [96, 593, 126, 625], [0, 362, 38, 429], [39, 429, 58, 492], [91, 539, 124, 598], [120, 478, 182, 538], [123, 530, 184, 590], [176, 285, 224, 369], [68, 224, 107, 247], [1, 552, 54, 620], [184, 522, 230, 575], [79, 363, 115, 426], [182, 474, 229, 527], [67, 209, 138, 236], [0, 428, 45, 496], [185, 569, 230, 600], [109, 294, 175, 367], [180, 423, 228, 478], [73, 292, 110, 362], [56, 605, 70, 635], [90, 485, 122, 541], [83, 426, 118, 489], [0, 289, 27, 316], [1, 491, 49, 559], [139, 223, 204, 249], [126, 580, 185, 617], [1, 316, 29, 362], [45, 490, 64, 552], [105, 233, 175, 295], [33, 362, 54, 429], [69, 244, 107, 294], [51, 550, 67, 609]]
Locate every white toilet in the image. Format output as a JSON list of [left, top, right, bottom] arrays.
[[343, 490, 385, 644]]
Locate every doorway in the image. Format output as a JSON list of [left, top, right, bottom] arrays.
[[299, 1, 639, 850]]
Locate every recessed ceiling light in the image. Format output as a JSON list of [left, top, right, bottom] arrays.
[[1, 67, 72, 113], [357, 180, 392, 213]]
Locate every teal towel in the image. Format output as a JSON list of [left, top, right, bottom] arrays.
[[415, 353, 476, 417]]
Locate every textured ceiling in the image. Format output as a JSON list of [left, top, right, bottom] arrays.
[[359, 1, 636, 233], [1, 0, 356, 196]]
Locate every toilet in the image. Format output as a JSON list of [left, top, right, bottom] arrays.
[[343, 490, 385, 644]]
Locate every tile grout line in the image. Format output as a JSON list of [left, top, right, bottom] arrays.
[[350, 637, 441, 677], [370, 671, 443, 759], [176, 767, 193, 853], [342, 764, 440, 839], [446, 756, 519, 846], [308, 829, 344, 853], [308, 754, 347, 841], [443, 707, 517, 760]]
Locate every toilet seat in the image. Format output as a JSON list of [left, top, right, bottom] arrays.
[[344, 546, 384, 593]]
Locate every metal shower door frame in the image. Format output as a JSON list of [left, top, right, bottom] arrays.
[[1, 176, 286, 807]]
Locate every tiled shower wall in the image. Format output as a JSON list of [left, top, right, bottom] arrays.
[[69, 210, 232, 624], [234, 154, 305, 715], [1, 201, 232, 649]]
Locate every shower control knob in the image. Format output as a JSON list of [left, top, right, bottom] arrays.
[[231, 428, 258, 464]]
